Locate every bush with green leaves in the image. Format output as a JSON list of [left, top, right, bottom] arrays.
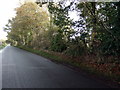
[[65, 44, 85, 57], [50, 33, 67, 52]]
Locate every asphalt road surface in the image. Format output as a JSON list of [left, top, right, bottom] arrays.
[[2, 46, 111, 88]]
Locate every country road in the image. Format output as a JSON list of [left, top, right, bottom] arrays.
[[1, 46, 111, 88]]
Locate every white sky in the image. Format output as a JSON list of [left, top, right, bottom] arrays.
[[0, 0, 20, 40]]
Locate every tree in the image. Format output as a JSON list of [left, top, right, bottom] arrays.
[[5, 2, 50, 49], [48, 1, 75, 52], [77, 2, 120, 60]]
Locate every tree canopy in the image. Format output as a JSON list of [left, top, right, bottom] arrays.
[[4, 1, 120, 62]]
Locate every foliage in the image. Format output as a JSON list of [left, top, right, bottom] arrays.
[[50, 33, 67, 52], [97, 2, 120, 56], [65, 36, 87, 57], [4, 2, 50, 49], [5, 1, 120, 63], [48, 1, 74, 52], [76, 2, 120, 59]]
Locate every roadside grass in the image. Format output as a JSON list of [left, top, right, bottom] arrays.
[[0, 45, 5, 50], [16, 45, 120, 86]]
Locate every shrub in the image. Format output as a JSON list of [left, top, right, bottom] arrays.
[[50, 33, 67, 52], [65, 44, 86, 57]]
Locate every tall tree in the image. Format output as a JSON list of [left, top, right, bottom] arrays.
[[5, 2, 50, 48]]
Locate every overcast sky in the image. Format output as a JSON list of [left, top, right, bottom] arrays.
[[0, 0, 20, 40]]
